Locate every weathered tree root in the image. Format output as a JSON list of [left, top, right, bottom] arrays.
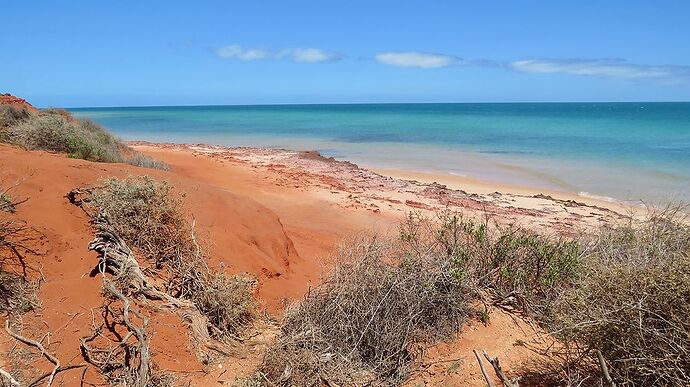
[[68, 188, 235, 373]]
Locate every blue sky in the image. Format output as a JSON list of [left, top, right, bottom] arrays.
[[2, 0, 690, 106]]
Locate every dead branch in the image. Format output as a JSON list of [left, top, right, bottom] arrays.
[[482, 350, 519, 387], [0, 368, 20, 387], [4, 319, 60, 386], [596, 350, 615, 387], [0, 172, 31, 213], [474, 349, 495, 387], [102, 277, 150, 387], [27, 364, 87, 387]]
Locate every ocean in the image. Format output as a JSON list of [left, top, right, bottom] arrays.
[[69, 103, 690, 203]]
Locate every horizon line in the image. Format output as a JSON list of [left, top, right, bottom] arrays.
[[63, 100, 690, 110]]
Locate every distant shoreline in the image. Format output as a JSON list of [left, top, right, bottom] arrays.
[[129, 140, 633, 228], [73, 102, 690, 205]]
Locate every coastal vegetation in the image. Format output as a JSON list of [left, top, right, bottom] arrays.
[[68, 176, 256, 385], [0, 104, 167, 169], [1, 96, 687, 386], [257, 209, 690, 386], [89, 176, 256, 337], [0, 182, 43, 386]]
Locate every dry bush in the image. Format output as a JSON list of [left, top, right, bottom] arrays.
[[550, 206, 690, 386], [126, 152, 170, 171], [0, 194, 12, 213], [261, 235, 470, 386], [0, 270, 39, 316], [89, 176, 256, 337], [91, 176, 190, 268], [0, 105, 30, 129]]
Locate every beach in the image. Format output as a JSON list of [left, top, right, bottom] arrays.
[[71, 102, 690, 204]]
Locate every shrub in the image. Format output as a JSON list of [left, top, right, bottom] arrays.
[[1, 107, 167, 168], [65, 119, 124, 162], [126, 152, 169, 170], [551, 207, 690, 386], [401, 212, 582, 317], [90, 176, 256, 336], [0, 105, 30, 128], [260, 235, 469, 385], [8, 114, 73, 152], [91, 176, 189, 268]]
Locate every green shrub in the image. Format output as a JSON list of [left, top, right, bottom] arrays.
[[1, 108, 167, 168], [125, 152, 169, 170], [0, 105, 30, 129], [9, 114, 73, 152], [401, 212, 582, 317]]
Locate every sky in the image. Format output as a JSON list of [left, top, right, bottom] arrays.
[[2, 0, 690, 107]]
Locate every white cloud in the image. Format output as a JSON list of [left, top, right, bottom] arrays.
[[288, 48, 342, 63], [215, 44, 341, 63], [511, 58, 690, 81], [215, 45, 270, 61], [375, 52, 460, 68]]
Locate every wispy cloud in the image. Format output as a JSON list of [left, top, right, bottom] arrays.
[[375, 51, 461, 68], [215, 44, 342, 63], [374, 51, 690, 83], [511, 58, 690, 82]]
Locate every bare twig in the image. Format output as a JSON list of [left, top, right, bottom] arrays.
[[4, 319, 60, 386], [0, 368, 20, 387], [27, 364, 87, 387], [474, 349, 495, 387], [596, 350, 615, 387]]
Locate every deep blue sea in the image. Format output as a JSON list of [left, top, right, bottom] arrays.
[[70, 103, 690, 203]]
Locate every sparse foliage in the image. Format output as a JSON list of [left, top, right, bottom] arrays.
[[87, 176, 256, 337], [550, 206, 690, 386], [261, 234, 470, 386], [400, 212, 582, 317]]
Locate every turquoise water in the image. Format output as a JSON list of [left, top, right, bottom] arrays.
[[70, 103, 690, 203]]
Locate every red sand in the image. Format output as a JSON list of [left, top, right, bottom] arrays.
[[0, 141, 624, 385]]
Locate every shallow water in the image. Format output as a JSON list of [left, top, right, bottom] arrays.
[[70, 103, 690, 203]]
